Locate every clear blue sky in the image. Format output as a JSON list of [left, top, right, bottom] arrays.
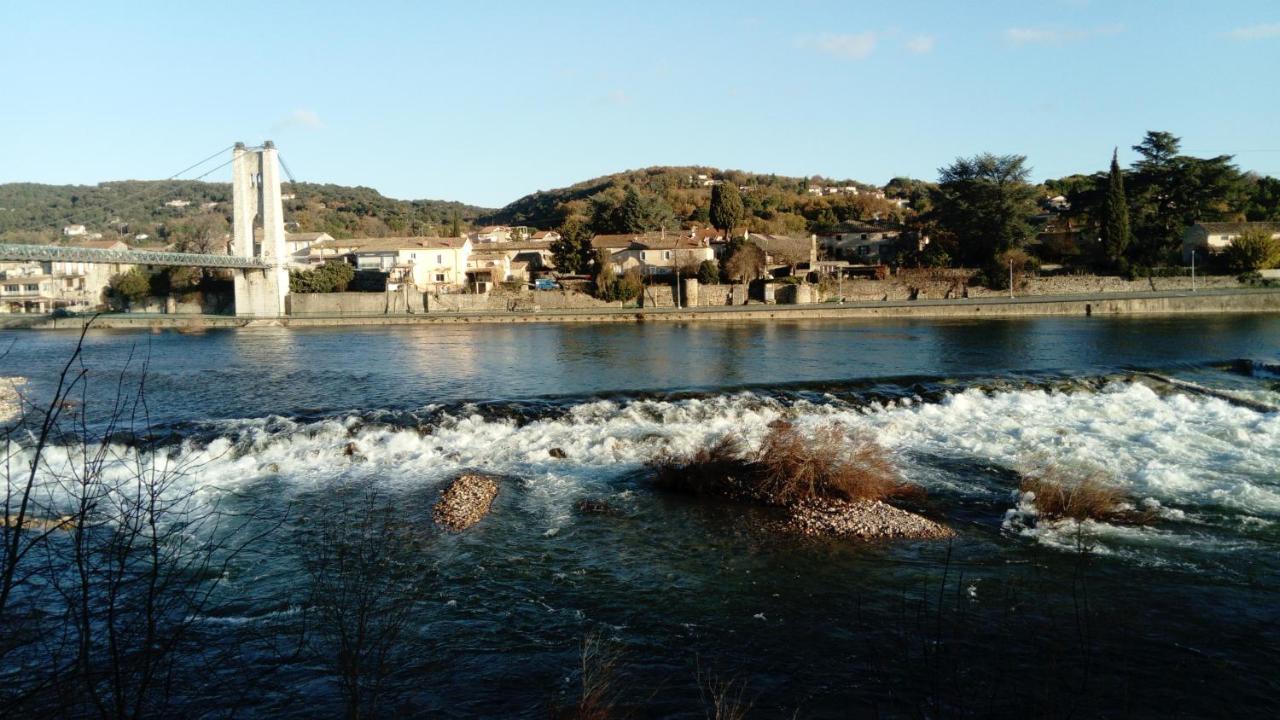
[[2, 1, 1278, 208]]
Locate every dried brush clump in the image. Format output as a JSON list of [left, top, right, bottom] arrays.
[[1019, 466, 1155, 525], [649, 421, 922, 507]]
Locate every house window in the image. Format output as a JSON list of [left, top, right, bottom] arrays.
[[435, 273, 445, 283], [664, 251, 672, 260], [25, 284, 38, 291], [436, 254, 443, 264], [3, 285, 16, 292], [640, 251, 647, 261]]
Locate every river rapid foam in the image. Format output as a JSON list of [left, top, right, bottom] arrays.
[[11, 376, 1278, 568]]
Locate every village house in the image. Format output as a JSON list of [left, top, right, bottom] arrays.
[[591, 232, 715, 277], [164, 199, 191, 208], [351, 236, 472, 292], [818, 223, 901, 264], [0, 239, 134, 313], [62, 224, 87, 237], [529, 230, 560, 243], [739, 231, 819, 271], [253, 229, 338, 266], [471, 225, 533, 244], [1181, 221, 1280, 264]]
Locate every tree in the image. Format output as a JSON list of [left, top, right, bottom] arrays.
[[719, 237, 766, 283], [1245, 176, 1280, 221], [168, 214, 228, 254], [1127, 130, 1247, 266], [1099, 149, 1132, 271], [551, 217, 594, 274], [109, 267, 151, 306], [931, 153, 1038, 268], [1222, 229, 1279, 272], [448, 209, 462, 238], [697, 259, 720, 285], [618, 186, 646, 233], [710, 183, 744, 240]]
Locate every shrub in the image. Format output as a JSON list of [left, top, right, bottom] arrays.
[[697, 259, 720, 285], [1223, 229, 1279, 273], [1019, 467, 1153, 525], [108, 267, 151, 306], [290, 260, 355, 293], [649, 422, 920, 506]]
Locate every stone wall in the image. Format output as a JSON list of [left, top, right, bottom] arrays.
[[288, 292, 396, 316], [428, 288, 625, 313], [828, 271, 1245, 302], [691, 283, 749, 306]]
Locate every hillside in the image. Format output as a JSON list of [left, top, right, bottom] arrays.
[[0, 180, 492, 244], [479, 166, 918, 236]]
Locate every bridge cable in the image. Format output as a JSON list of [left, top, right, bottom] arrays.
[[190, 156, 237, 182], [165, 144, 236, 181]]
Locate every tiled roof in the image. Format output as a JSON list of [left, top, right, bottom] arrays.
[[1196, 221, 1280, 235]]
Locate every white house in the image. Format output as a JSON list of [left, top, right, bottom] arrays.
[[472, 226, 513, 244], [351, 237, 472, 292], [1181, 222, 1280, 264], [0, 239, 133, 313], [62, 224, 87, 237]]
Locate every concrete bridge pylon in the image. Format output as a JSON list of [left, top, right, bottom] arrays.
[[231, 141, 289, 317]]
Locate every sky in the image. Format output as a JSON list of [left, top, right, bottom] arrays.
[[2, 0, 1279, 208]]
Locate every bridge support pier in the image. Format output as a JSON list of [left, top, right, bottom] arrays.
[[231, 142, 290, 318]]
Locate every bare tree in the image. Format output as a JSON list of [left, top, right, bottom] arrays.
[[1, 321, 279, 718], [296, 481, 433, 719]]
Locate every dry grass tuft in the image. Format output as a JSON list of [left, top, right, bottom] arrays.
[[555, 634, 624, 720], [1020, 467, 1154, 525], [649, 422, 922, 507]]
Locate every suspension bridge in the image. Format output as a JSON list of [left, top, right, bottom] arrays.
[[0, 142, 293, 317]]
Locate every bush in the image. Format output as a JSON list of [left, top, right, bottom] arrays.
[[348, 270, 387, 292], [1019, 467, 1153, 525], [1223, 229, 1279, 273], [697, 259, 720, 285], [108, 267, 151, 306], [290, 261, 355, 293], [649, 422, 921, 507]]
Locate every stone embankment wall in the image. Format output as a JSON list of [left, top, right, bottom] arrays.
[[828, 271, 1243, 303], [429, 288, 625, 312]]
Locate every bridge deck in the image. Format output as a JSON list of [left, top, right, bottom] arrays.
[[0, 244, 270, 269]]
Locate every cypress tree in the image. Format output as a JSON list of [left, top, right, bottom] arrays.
[[709, 182, 744, 239], [1100, 148, 1132, 270]]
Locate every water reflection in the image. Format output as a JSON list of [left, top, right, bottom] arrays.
[[2, 314, 1277, 425]]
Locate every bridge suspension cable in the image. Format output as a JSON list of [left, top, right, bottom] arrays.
[[164, 144, 237, 181]]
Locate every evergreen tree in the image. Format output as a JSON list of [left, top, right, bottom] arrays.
[[551, 216, 594, 274], [1099, 148, 1131, 271], [618, 186, 646, 233], [710, 182, 744, 240], [449, 210, 461, 238]]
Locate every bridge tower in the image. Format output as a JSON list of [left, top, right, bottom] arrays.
[[230, 141, 289, 317]]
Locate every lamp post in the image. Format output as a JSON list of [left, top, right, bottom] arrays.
[[1009, 257, 1014, 299], [1191, 249, 1196, 292]]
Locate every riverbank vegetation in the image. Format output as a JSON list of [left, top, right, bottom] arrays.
[[1019, 466, 1155, 525]]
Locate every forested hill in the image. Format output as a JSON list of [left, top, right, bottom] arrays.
[[0, 180, 492, 244], [477, 166, 915, 235]]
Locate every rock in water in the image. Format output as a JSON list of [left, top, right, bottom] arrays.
[[433, 474, 499, 531], [548, 447, 568, 459], [784, 499, 954, 540]]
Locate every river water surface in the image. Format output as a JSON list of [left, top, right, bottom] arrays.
[[3, 316, 1278, 718]]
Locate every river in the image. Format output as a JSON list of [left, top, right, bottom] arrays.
[[2, 315, 1278, 718]]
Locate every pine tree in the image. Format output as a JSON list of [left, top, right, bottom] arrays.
[[449, 209, 461, 238], [618, 186, 646, 233], [709, 182, 744, 239], [1099, 148, 1132, 271]]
